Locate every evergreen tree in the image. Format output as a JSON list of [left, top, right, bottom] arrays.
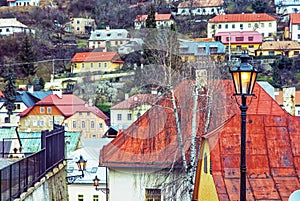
[[2, 67, 17, 123], [18, 35, 36, 84], [145, 6, 156, 29]]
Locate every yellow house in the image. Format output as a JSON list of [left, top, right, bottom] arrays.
[[71, 51, 124, 73], [255, 41, 300, 57]]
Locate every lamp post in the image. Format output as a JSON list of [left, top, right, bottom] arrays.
[[92, 166, 109, 201], [230, 52, 259, 201], [66, 155, 87, 184]]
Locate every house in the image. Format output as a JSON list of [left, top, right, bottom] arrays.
[[255, 40, 300, 57], [275, 0, 300, 14], [65, 17, 96, 35], [193, 81, 300, 200], [0, 18, 34, 36], [179, 40, 226, 62], [67, 138, 111, 201], [70, 51, 124, 74], [274, 87, 300, 116], [177, 0, 224, 16], [87, 27, 129, 51], [214, 31, 263, 56], [134, 13, 175, 29], [289, 13, 300, 42], [207, 13, 277, 38], [118, 38, 144, 56], [0, 89, 52, 127], [110, 93, 158, 130], [6, 0, 39, 6], [18, 92, 109, 138], [100, 80, 236, 201]]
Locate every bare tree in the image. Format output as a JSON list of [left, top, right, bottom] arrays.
[[122, 28, 229, 200]]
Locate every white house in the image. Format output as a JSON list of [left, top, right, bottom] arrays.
[[0, 18, 34, 36], [207, 13, 277, 38], [67, 138, 112, 201], [87, 27, 129, 51], [134, 13, 175, 29], [6, 0, 40, 7], [177, 0, 224, 16], [275, 0, 300, 14], [290, 13, 300, 42], [110, 93, 158, 130]]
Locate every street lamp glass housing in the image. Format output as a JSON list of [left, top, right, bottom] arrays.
[[93, 175, 100, 187], [230, 53, 259, 95], [76, 155, 87, 171]]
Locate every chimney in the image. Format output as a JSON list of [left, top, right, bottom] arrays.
[[28, 85, 34, 93], [53, 88, 62, 99], [151, 87, 158, 95], [106, 26, 110, 31], [125, 93, 129, 99]]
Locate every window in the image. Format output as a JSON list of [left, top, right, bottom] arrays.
[[38, 120, 44, 126], [15, 104, 20, 109], [269, 51, 275, 55], [248, 23, 251, 28], [260, 23, 264, 28], [137, 112, 141, 118], [82, 63, 84, 68], [218, 24, 221, 29], [82, 121, 85, 128], [298, 25, 300, 30], [209, 47, 218, 53], [104, 63, 107, 68], [226, 37, 230, 41], [262, 33, 265, 37], [99, 63, 101, 68], [91, 121, 94, 128], [232, 24, 235, 29], [91, 63, 93, 68], [117, 114, 122, 121], [47, 107, 52, 114], [240, 24, 243, 29], [204, 152, 208, 173], [99, 123, 103, 128], [249, 45, 254, 48], [40, 107, 45, 114], [198, 47, 206, 54], [225, 24, 228, 29], [236, 37, 244, 41], [145, 189, 161, 201], [128, 113, 132, 120], [65, 123, 68, 128], [25, 120, 30, 126], [93, 195, 99, 201], [294, 51, 299, 55], [73, 121, 76, 128], [77, 20, 80, 24], [79, 112, 82, 116], [211, 24, 215, 29], [298, 110, 300, 116], [78, 194, 84, 201], [6, 28, 9, 32], [269, 23, 272, 28], [248, 36, 253, 41], [87, 112, 90, 116]]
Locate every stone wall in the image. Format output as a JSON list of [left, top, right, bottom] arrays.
[[15, 161, 68, 201]]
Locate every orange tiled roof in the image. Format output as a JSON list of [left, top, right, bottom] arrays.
[[110, 94, 158, 110], [259, 41, 300, 50], [101, 79, 300, 199], [290, 13, 300, 24], [71, 52, 117, 63], [209, 13, 276, 23], [135, 13, 172, 22], [178, 0, 223, 8]]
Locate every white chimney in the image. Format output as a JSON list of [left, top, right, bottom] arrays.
[[53, 89, 62, 99], [28, 85, 34, 93], [125, 93, 129, 99]]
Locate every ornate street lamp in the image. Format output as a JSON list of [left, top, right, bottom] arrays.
[[66, 155, 87, 184], [230, 52, 259, 201]]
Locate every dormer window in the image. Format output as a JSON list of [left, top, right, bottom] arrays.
[[107, 33, 111, 37]]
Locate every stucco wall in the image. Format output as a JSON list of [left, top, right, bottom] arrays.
[[15, 162, 68, 201]]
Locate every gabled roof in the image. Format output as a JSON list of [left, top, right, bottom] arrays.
[[135, 13, 173, 22], [208, 13, 276, 23], [290, 13, 300, 24], [178, 0, 223, 8], [0, 18, 27, 28], [110, 94, 159, 110], [19, 94, 87, 117], [71, 52, 118, 63], [71, 105, 109, 125], [258, 41, 300, 50], [88, 28, 128, 41], [100, 80, 236, 168]]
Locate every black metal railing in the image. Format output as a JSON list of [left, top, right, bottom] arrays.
[[0, 126, 65, 201]]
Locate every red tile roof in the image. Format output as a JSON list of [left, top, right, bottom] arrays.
[[71, 52, 118, 63], [135, 14, 172, 22], [209, 13, 276, 23], [290, 13, 300, 24], [110, 94, 158, 110], [101, 79, 300, 199]]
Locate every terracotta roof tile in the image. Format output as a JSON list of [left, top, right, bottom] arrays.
[[178, 0, 223, 8], [290, 13, 300, 24], [135, 14, 172, 22], [209, 13, 276, 23], [71, 52, 118, 63]]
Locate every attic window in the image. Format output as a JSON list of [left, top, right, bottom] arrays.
[[96, 34, 100, 37], [117, 33, 122, 36], [107, 33, 111, 37]]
